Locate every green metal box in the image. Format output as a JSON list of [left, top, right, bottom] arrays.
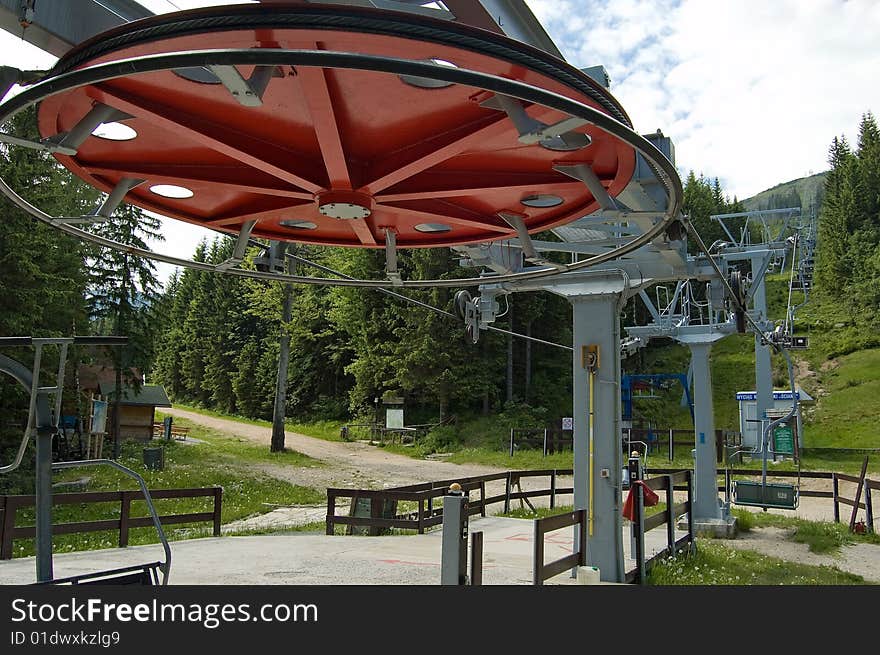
[[143, 446, 164, 471], [733, 480, 798, 509]]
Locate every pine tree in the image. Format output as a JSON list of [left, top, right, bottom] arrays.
[[816, 136, 857, 296], [85, 203, 163, 457]]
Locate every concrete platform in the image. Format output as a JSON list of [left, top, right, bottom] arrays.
[[0, 516, 689, 586]]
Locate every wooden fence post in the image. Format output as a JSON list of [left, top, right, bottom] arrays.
[[849, 456, 869, 532], [668, 428, 674, 462], [479, 481, 486, 518], [865, 484, 874, 534], [665, 475, 675, 554], [470, 530, 483, 586], [0, 496, 14, 560], [504, 471, 512, 514], [550, 470, 557, 510], [533, 518, 543, 586], [832, 473, 840, 523], [417, 498, 424, 534], [119, 491, 131, 548], [213, 487, 223, 537], [325, 490, 336, 536]]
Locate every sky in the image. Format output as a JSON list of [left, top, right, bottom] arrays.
[[1, 0, 879, 285]]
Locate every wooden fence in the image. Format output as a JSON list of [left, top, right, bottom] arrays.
[[326, 469, 574, 535], [508, 429, 573, 456], [627, 427, 740, 463], [833, 466, 876, 533], [650, 466, 877, 533], [532, 509, 586, 585], [0, 487, 222, 559], [625, 471, 695, 584], [531, 470, 695, 585]]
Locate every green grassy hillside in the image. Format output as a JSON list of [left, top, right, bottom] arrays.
[[741, 172, 827, 212], [623, 272, 880, 451]]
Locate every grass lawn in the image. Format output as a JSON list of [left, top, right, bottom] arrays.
[[7, 422, 325, 559], [646, 540, 867, 585]]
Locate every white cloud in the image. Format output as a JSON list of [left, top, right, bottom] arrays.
[[2, 0, 877, 290], [525, 0, 880, 200]]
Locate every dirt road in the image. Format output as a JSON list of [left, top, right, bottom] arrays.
[[164, 407, 504, 491]]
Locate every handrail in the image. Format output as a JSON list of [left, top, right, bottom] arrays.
[[52, 459, 171, 585], [0, 353, 49, 475]]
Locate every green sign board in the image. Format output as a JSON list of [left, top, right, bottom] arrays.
[[773, 425, 795, 455]]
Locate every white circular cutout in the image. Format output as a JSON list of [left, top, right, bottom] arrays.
[[414, 223, 452, 233], [92, 122, 137, 141], [150, 184, 193, 199]]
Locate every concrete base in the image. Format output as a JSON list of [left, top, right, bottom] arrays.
[[678, 516, 739, 539]]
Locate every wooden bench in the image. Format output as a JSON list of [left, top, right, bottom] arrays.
[[152, 423, 189, 441]]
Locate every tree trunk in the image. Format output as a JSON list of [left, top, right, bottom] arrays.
[[112, 255, 127, 460], [525, 320, 532, 403], [112, 364, 122, 459], [271, 279, 293, 453], [506, 297, 514, 403]]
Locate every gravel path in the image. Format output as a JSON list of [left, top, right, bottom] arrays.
[[164, 407, 504, 492], [165, 407, 880, 582]]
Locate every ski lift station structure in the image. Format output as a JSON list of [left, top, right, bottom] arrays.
[[736, 387, 813, 451], [0, 0, 804, 583]]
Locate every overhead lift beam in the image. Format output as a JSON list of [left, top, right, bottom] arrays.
[[0, 0, 153, 57]]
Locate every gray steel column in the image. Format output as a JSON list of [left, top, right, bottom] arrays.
[[35, 427, 54, 581], [571, 292, 625, 583], [751, 254, 773, 451], [687, 342, 721, 521]]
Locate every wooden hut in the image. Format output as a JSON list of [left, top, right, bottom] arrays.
[[98, 382, 172, 442]]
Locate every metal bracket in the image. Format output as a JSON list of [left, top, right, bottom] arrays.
[[45, 103, 133, 152], [518, 116, 591, 146], [582, 344, 599, 372], [253, 241, 287, 273], [554, 162, 618, 211], [54, 177, 145, 225], [383, 227, 403, 286], [0, 132, 77, 156], [216, 220, 257, 271], [207, 65, 283, 107], [498, 211, 566, 271], [98, 177, 145, 218], [481, 94, 591, 151]]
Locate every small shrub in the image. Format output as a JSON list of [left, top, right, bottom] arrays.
[[419, 425, 461, 453], [731, 508, 755, 532]]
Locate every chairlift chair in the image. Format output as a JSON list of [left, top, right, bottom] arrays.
[[729, 419, 801, 511]]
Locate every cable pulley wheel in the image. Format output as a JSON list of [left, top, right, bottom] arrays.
[[454, 289, 474, 320], [0, 4, 683, 288]]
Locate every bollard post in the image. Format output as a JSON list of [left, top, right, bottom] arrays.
[[441, 483, 469, 585], [627, 451, 642, 568]]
